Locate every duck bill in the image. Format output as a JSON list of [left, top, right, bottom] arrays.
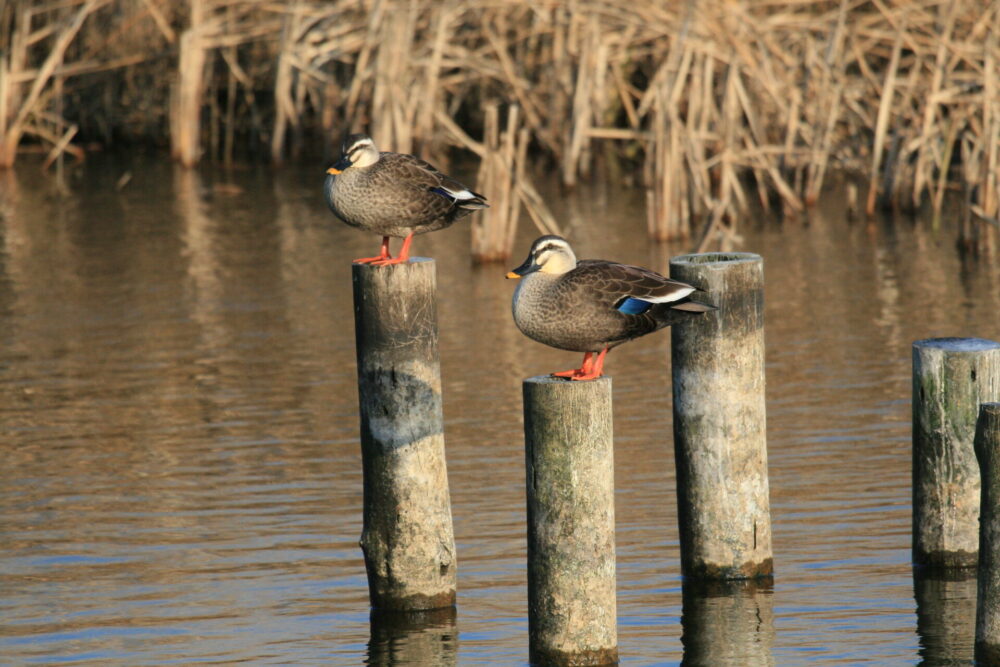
[[506, 257, 534, 279], [326, 157, 351, 175]]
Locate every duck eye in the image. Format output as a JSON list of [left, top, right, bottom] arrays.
[[535, 244, 558, 258]]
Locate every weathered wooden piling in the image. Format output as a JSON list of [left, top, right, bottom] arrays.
[[975, 403, 1000, 663], [523, 376, 618, 667], [668, 252, 773, 580], [352, 259, 456, 611], [912, 338, 1000, 568]]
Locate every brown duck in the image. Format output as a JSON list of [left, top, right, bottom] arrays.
[[506, 235, 715, 380], [324, 134, 488, 265]]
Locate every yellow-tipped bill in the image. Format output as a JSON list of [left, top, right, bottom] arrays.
[[327, 167, 342, 175]]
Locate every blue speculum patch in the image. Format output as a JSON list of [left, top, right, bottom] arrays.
[[617, 297, 652, 314]]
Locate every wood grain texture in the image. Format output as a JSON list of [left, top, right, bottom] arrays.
[[523, 376, 618, 666], [975, 403, 1000, 663], [912, 338, 1000, 568], [669, 252, 773, 580], [352, 259, 456, 611]]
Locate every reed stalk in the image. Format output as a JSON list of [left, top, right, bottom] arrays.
[[0, 0, 996, 252]]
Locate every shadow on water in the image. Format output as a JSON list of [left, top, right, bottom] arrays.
[[680, 578, 775, 666], [366, 607, 458, 667], [914, 567, 977, 666]]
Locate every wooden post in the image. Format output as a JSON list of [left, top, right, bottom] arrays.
[[523, 376, 618, 667], [975, 403, 1000, 663], [680, 579, 775, 664], [668, 252, 773, 580], [352, 259, 456, 611], [912, 338, 1000, 568], [367, 607, 457, 667]]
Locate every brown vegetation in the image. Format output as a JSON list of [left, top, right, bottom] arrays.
[[1, 0, 997, 257]]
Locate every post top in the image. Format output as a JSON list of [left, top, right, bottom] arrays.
[[670, 252, 762, 267], [913, 337, 1000, 352], [352, 256, 434, 266], [523, 374, 612, 387]]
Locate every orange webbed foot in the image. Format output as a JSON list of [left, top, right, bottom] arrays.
[[353, 255, 390, 264], [550, 349, 607, 381], [369, 256, 409, 267]]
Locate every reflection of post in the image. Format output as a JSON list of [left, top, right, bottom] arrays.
[[669, 253, 773, 580], [680, 579, 775, 666], [523, 376, 618, 666], [975, 403, 1000, 663], [353, 260, 456, 611], [366, 607, 458, 667], [914, 568, 976, 664], [912, 338, 1000, 568]]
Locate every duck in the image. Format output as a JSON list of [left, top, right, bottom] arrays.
[[506, 235, 715, 380], [324, 134, 488, 265]]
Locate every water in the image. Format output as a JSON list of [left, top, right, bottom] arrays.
[[1, 156, 998, 665]]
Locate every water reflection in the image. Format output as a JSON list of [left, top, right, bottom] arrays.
[[0, 157, 998, 665], [366, 607, 458, 667], [914, 567, 976, 666], [680, 579, 775, 666]]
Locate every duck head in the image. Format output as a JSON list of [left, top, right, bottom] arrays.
[[506, 235, 577, 279], [326, 133, 380, 175]]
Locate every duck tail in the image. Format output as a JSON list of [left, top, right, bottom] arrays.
[[648, 297, 716, 327], [670, 300, 716, 313], [429, 185, 489, 209], [458, 192, 489, 210]]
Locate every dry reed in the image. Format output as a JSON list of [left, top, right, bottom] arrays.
[[1, 0, 997, 256]]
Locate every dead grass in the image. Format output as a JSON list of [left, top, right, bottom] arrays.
[[1, 0, 997, 257]]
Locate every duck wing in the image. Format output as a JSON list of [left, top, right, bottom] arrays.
[[387, 153, 488, 209], [567, 260, 697, 314]]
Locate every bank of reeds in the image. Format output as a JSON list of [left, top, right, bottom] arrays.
[[1, 0, 997, 257]]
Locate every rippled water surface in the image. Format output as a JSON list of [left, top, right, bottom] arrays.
[[1, 156, 998, 665]]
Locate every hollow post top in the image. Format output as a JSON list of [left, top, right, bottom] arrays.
[[523, 375, 612, 388], [913, 337, 1000, 352], [351, 257, 435, 269], [351, 256, 437, 291], [670, 252, 762, 267]]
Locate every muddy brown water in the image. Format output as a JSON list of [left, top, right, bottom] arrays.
[[1, 155, 998, 665]]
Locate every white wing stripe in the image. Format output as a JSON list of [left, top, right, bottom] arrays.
[[635, 285, 695, 303], [437, 185, 476, 200]]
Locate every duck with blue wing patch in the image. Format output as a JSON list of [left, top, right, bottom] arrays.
[[324, 134, 488, 266], [506, 235, 715, 380]]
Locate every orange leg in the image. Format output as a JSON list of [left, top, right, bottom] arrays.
[[553, 351, 594, 379], [371, 233, 414, 267], [571, 348, 608, 381], [354, 237, 393, 264]]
